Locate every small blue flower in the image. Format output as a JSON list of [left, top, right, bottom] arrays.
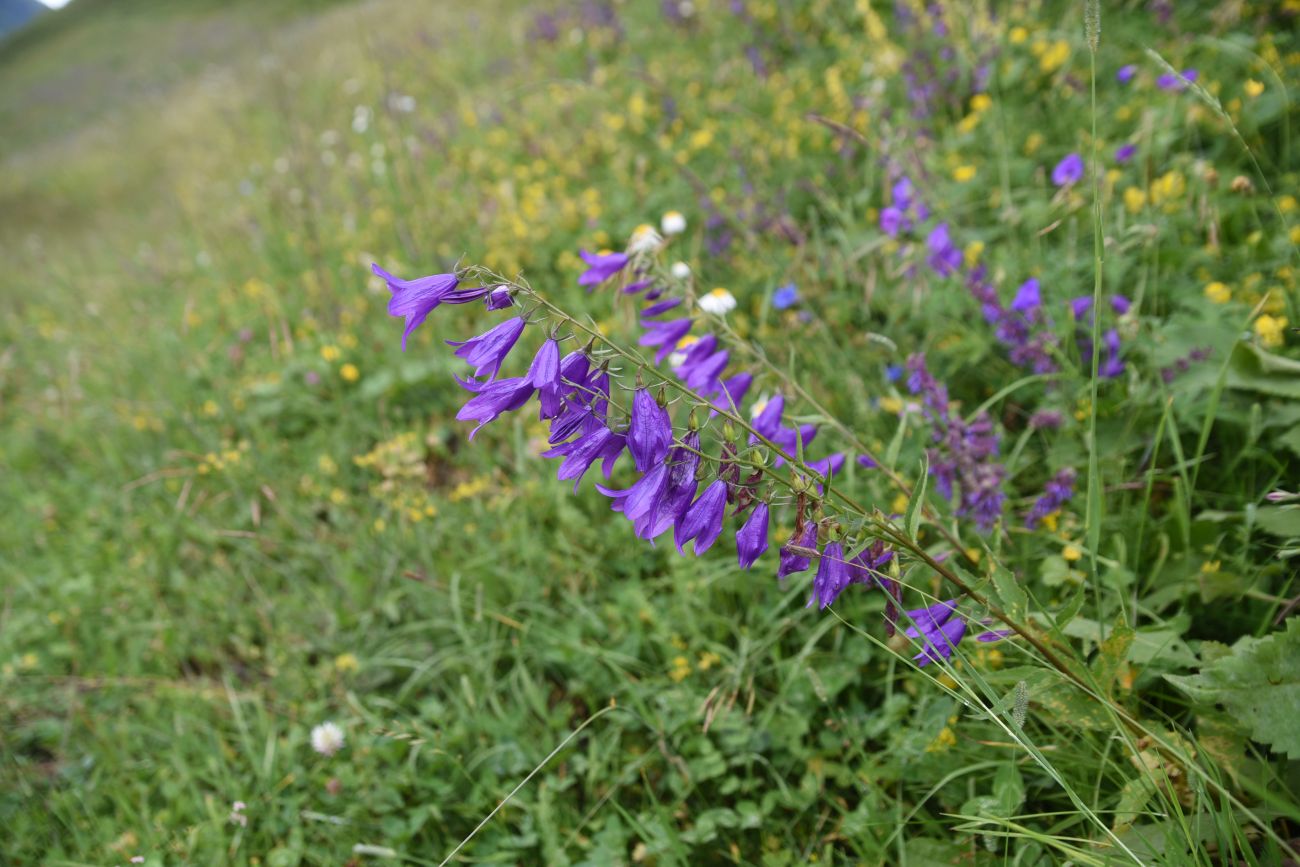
[[773, 283, 799, 309]]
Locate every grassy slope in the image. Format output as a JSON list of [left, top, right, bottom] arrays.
[[1, 0, 1298, 865]]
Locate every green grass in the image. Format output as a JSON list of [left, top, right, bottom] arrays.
[[2, 0, 1298, 864]]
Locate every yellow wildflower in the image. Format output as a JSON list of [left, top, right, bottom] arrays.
[[1204, 282, 1231, 304], [1254, 315, 1288, 348]]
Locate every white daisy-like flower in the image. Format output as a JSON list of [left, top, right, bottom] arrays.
[[661, 211, 687, 235], [670, 261, 691, 279], [310, 721, 346, 757], [698, 287, 737, 316], [627, 224, 663, 255]]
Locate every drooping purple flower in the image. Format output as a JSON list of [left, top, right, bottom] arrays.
[[773, 284, 799, 309], [647, 431, 701, 539], [638, 317, 694, 364], [709, 372, 753, 415], [627, 389, 672, 472], [1116, 64, 1137, 84], [735, 502, 769, 569], [1110, 295, 1131, 315], [904, 600, 968, 667], [641, 297, 682, 318], [447, 317, 527, 381], [777, 521, 817, 580], [880, 206, 904, 237], [455, 377, 535, 438], [577, 249, 630, 287], [545, 424, 626, 490], [1025, 467, 1076, 528], [1099, 328, 1125, 379], [675, 478, 729, 555], [1156, 68, 1197, 91], [808, 541, 851, 609], [856, 454, 878, 469], [527, 338, 563, 418], [1052, 153, 1085, 187], [1010, 278, 1041, 314], [1115, 143, 1137, 164], [374, 264, 465, 350], [1070, 296, 1093, 321], [806, 453, 845, 481]]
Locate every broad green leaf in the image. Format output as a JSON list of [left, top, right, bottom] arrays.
[[1166, 618, 1300, 759], [1256, 506, 1300, 539], [1226, 342, 1300, 399]]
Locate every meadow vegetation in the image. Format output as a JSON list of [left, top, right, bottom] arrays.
[[1, 0, 1298, 864]]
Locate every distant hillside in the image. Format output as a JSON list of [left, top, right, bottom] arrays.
[[0, 0, 45, 40]]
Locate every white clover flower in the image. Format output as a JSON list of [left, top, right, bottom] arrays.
[[698, 287, 737, 316], [661, 211, 687, 235], [627, 224, 663, 255], [310, 721, 345, 756], [670, 261, 691, 279]]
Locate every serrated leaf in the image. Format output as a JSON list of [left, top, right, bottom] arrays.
[[990, 567, 1028, 622], [1166, 618, 1300, 759], [904, 455, 927, 540], [1256, 506, 1300, 540], [1092, 618, 1134, 696], [1226, 342, 1300, 399]]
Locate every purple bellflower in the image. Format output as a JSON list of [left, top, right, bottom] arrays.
[[735, 503, 769, 568], [375, 264, 479, 350], [675, 479, 729, 555], [809, 541, 850, 609], [1052, 153, 1085, 187], [577, 249, 630, 287], [447, 317, 527, 381], [628, 389, 672, 472]]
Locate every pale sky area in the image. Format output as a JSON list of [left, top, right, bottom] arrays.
[[37, 0, 75, 7]]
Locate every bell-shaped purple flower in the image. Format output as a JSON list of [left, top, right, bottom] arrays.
[[639, 318, 694, 364], [735, 502, 769, 569], [578, 249, 630, 287], [447, 317, 527, 381], [627, 389, 672, 472], [527, 338, 563, 418], [545, 424, 626, 490], [903, 600, 968, 667], [674, 479, 728, 555], [1052, 153, 1085, 187], [1010, 278, 1041, 314], [455, 377, 535, 438], [808, 541, 850, 609], [1116, 64, 1136, 84], [645, 431, 701, 539], [485, 287, 514, 310], [777, 521, 817, 580], [375, 264, 463, 350]]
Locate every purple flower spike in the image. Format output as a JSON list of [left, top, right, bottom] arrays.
[[577, 249, 630, 287], [447, 317, 527, 381], [1116, 64, 1137, 84], [1115, 143, 1137, 164], [926, 223, 962, 276], [675, 479, 729, 555], [374, 264, 461, 350], [808, 541, 850, 609], [735, 503, 769, 569], [1052, 153, 1085, 187], [1010, 278, 1041, 314], [627, 389, 672, 472], [1026, 467, 1076, 528], [777, 522, 817, 580]]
